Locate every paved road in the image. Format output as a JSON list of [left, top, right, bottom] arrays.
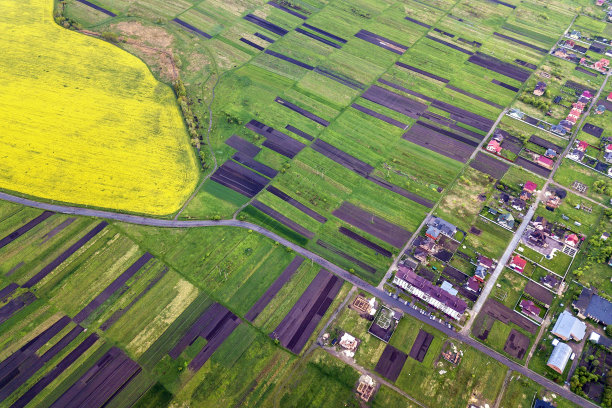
[[0, 191, 597, 407], [462, 201, 538, 334]]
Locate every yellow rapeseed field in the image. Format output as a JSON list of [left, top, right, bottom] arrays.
[[0, 0, 199, 215]]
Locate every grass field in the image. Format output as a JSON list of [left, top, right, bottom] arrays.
[[554, 159, 611, 205], [0, 0, 199, 215], [466, 217, 514, 260], [498, 372, 580, 408]]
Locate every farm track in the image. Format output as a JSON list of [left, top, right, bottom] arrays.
[[0, 191, 598, 408]]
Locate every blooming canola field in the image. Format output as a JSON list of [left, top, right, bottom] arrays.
[[0, 0, 199, 215]]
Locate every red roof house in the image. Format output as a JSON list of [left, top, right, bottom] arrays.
[[607, 92, 612, 102], [569, 108, 582, 117], [582, 90, 594, 99], [520, 299, 541, 317], [537, 156, 553, 169], [577, 141, 588, 151], [565, 233, 579, 247], [466, 276, 480, 293], [566, 115, 577, 124], [605, 144, 612, 153], [510, 255, 527, 273], [487, 140, 502, 153], [573, 102, 585, 110], [524, 181, 538, 193]]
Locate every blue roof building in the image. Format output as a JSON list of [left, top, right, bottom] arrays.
[[547, 341, 572, 374], [551, 311, 586, 341]]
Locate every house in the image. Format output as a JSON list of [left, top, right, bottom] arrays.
[[414, 247, 428, 263], [536, 156, 553, 169], [425, 225, 442, 240], [441, 281, 458, 296], [393, 266, 467, 320], [569, 30, 581, 39], [569, 108, 582, 117], [474, 265, 488, 282], [533, 82, 547, 96], [565, 115, 577, 124], [497, 212, 515, 229], [567, 148, 585, 161], [589, 332, 612, 350], [608, 92, 612, 102], [532, 216, 548, 230], [582, 90, 594, 99], [466, 276, 480, 293], [478, 255, 493, 269], [534, 399, 555, 408], [605, 144, 612, 154], [596, 0, 605, 6], [356, 375, 376, 402], [547, 341, 573, 374], [427, 217, 457, 239], [512, 198, 526, 211], [577, 141, 588, 151], [492, 129, 505, 142], [528, 230, 547, 248], [520, 299, 541, 317], [339, 332, 359, 352], [601, 232, 610, 241], [573, 288, 612, 325], [524, 181, 538, 193], [414, 235, 436, 252], [595, 105, 606, 115], [594, 58, 610, 72], [604, 152, 612, 163], [565, 233, 579, 247], [520, 190, 532, 201], [578, 96, 590, 104], [509, 255, 527, 273], [486, 139, 502, 154], [551, 311, 586, 341], [540, 274, 560, 289], [544, 148, 557, 159], [573, 101, 586, 110], [551, 124, 567, 136], [565, 39, 576, 48]]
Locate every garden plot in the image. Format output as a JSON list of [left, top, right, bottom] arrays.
[[375, 345, 408, 381], [468, 52, 532, 82], [354, 30, 409, 55], [470, 152, 510, 179], [403, 122, 476, 163], [361, 85, 428, 119], [210, 161, 270, 198]]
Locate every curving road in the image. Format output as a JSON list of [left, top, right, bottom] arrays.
[[0, 191, 596, 407]]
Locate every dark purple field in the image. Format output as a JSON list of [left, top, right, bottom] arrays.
[[169, 303, 240, 370], [75, 0, 116, 17], [366, 175, 434, 208], [515, 59, 537, 70], [445, 84, 504, 109], [73, 253, 153, 324], [11, 333, 99, 408], [0, 283, 18, 303], [23, 221, 108, 289], [430, 100, 495, 133], [442, 266, 469, 284], [172, 18, 211, 39], [351, 103, 407, 128], [468, 52, 531, 82], [0, 293, 36, 326], [433, 28, 454, 37], [0, 317, 83, 402], [245, 256, 304, 322], [377, 78, 435, 102], [450, 123, 487, 140], [233, 153, 278, 178], [403, 122, 475, 163], [338, 227, 392, 257], [264, 50, 314, 70], [225, 134, 261, 157], [285, 125, 315, 141], [582, 123, 604, 138], [524, 281, 553, 306], [255, 32, 275, 43], [361, 85, 428, 119], [314, 67, 365, 90], [332, 202, 411, 248], [375, 345, 408, 381], [515, 157, 551, 177], [302, 23, 347, 43], [271, 269, 343, 353], [247, 119, 306, 158], [354, 30, 408, 54], [268, 1, 307, 19], [211, 160, 269, 197], [404, 16, 431, 28], [296, 28, 341, 48], [493, 32, 547, 53], [316, 240, 377, 274], [489, 0, 516, 8], [240, 38, 264, 51], [0, 211, 54, 249], [311, 139, 374, 177], [266, 186, 327, 223], [491, 79, 519, 92], [396, 61, 449, 83], [575, 66, 598, 77], [470, 152, 510, 179], [41, 218, 75, 244], [244, 14, 288, 36], [416, 121, 479, 147], [421, 111, 454, 127], [252, 200, 315, 239], [426, 35, 474, 55], [458, 37, 482, 47], [49, 347, 141, 408], [275, 97, 330, 126], [100, 267, 168, 332], [528, 135, 563, 152], [409, 330, 433, 362]]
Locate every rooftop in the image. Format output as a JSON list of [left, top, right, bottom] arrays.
[[551, 311, 586, 341]]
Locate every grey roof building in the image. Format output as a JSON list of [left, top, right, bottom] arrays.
[[547, 341, 572, 374], [551, 311, 586, 341], [573, 288, 612, 326]]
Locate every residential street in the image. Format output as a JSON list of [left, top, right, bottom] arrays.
[[0, 191, 598, 408]]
